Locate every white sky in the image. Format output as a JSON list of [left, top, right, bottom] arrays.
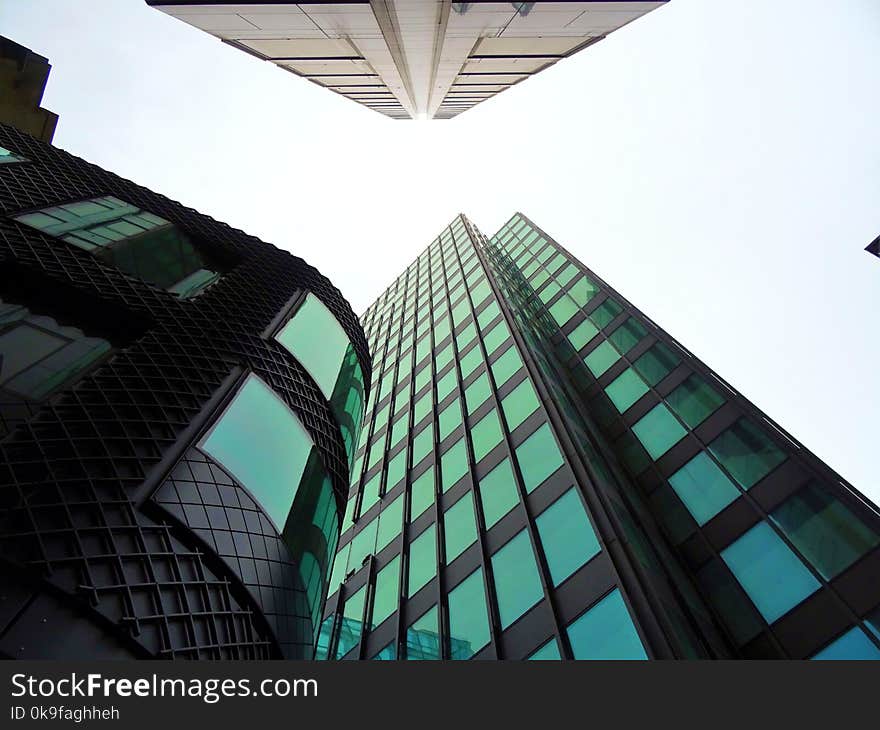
[[3, 0, 878, 503]]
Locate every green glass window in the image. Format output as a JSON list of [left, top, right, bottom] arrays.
[[589, 298, 623, 328], [538, 281, 561, 305], [375, 494, 404, 552], [570, 276, 601, 306], [667, 374, 724, 428], [567, 590, 647, 660], [568, 318, 599, 351], [370, 556, 400, 629], [411, 423, 434, 466], [584, 340, 619, 377], [336, 585, 366, 658], [15, 196, 222, 299], [811, 628, 880, 660], [201, 374, 322, 531], [501, 377, 540, 431], [439, 397, 463, 440], [360, 471, 381, 514], [549, 295, 578, 327], [436, 368, 457, 402], [536, 488, 601, 585], [407, 524, 437, 597], [515, 423, 564, 493], [413, 390, 432, 425], [490, 345, 523, 388], [444, 492, 478, 562], [483, 319, 511, 355], [633, 342, 679, 386], [347, 516, 378, 571], [477, 301, 501, 330], [459, 344, 483, 380], [632, 403, 687, 460], [464, 372, 491, 414], [410, 467, 435, 521], [608, 318, 647, 354], [386, 449, 406, 491], [405, 605, 440, 660], [491, 530, 544, 629], [0, 299, 112, 401], [669, 452, 740, 526], [0, 145, 27, 164], [528, 639, 561, 660], [708, 419, 786, 489], [557, 263, 579, 287], [448, 569, 491, 660], [770, 482, 880, 580], [456, 322, 477, 350], [478, 458, 520, 528], [604, 368, 649, 413], [372, 643, 397, 660], [471, 408, 504, 463], [721, 521, 820, 623], [441, 438, 469, 492]]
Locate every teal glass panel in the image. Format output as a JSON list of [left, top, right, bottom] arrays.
[[347, 516, 378, 571], [439, 397, 463, 440], [721, 521, 820, 623], [459, 344, 483, 379], [668, 452, 740, 525], [314, 615, 334, 660], [335, 585, 366, 658], [386, 449, 406, 491], [370, 556, 401, 629], [604, 368, 649, 413], [360, 471, 381, 514], [667, 374, 724, 428], [633, 342, 679, 386], [375, 493, 404, 552], [0, 145, 27, 164], [632, 404, 687, 460], [372, 643, 397, 660], [584, 341, 619, 377], [567, 590, 647, 660], [501, 377, 540, 431], [411, 423, 434, 466], [478, 458, 520, 528], [570, 276, 601, 306], [483, 319, 510, 355], [406, 606, 440, 660], [410, 467, 435, 520], [413, 390, 432, 425], [456, 322, 477, 350], [568, 318, 599, 351], [441, 438, 469, 492], [490, 345, 523, 388], [549, 295, 579, 327], [536, 488, 601, 585], [477, 301, 500, 329], [491, 530, 544, 629], [464, 372, 491, 414], [407, 524, 437, 597], [770, 482, 880, 580], [448, 569, 491, 660], [708, 419, 786, 489], [608, 318, 647, 354], [444, 491, 478, 562], [528, 639, 561, 660], [201, 374, 316, 530], [811, 628, 880, 660], [589, 298, 623, 328], [436, 368, 457, 402], [515, 423, 564, 493], [538, 281, 561, 304], [471, 409, 503, 462]]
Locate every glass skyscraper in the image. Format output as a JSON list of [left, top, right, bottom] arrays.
[[317, 213, 880, 661]]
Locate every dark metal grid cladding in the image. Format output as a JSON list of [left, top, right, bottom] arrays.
[[0, 123, 370, 659]]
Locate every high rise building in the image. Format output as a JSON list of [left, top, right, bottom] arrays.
[[317, 212, 880, 660], [0, 36, 58, 142], [0, 123, 370, 659], [146, 1, 667, 120]]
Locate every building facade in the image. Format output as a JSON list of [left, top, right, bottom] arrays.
[[147, 1, 667, 120], [0, 36, 58, 143], [317, 212, 880, 660], [0, 123, 370, 659]]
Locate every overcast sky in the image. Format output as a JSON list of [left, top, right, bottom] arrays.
[[3, 0, 878, 502]]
